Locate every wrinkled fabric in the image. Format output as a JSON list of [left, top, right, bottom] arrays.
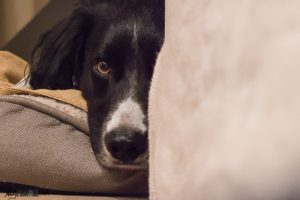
[[0, 96, 147, 194], [0, 51, 87, 111]]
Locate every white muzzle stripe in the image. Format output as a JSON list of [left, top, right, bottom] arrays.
[[105, 97, 147, 134]]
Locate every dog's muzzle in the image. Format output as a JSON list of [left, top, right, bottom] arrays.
[[104, 127, 147, 163]]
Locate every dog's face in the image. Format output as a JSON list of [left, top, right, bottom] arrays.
[[29, 0, 164, 169]]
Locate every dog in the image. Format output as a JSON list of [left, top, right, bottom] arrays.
[[28, 0, 165, 169]]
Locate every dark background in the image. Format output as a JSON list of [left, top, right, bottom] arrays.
[[1, 0, 76, 61]]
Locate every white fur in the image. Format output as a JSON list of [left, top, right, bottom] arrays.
[[105, 97, 147, 134], [15, 76, 32, 89]]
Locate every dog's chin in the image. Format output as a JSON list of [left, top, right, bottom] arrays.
[[95, 152, 149, 170]]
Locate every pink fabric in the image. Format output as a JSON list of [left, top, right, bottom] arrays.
[[149, 0, 300, 199]]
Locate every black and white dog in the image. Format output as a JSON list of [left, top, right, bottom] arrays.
[[29, 0, 164, 169]]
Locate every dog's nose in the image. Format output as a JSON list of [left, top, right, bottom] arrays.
[[104, 129, 147, 163]]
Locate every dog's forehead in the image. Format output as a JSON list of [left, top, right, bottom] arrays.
[[90, 20, 149, 59]]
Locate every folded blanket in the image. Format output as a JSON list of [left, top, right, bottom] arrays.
[[0, 51, 87, 111]]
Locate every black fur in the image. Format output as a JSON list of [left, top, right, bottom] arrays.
[[29, 0, 164, 167]]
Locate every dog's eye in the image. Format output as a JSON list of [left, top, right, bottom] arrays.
[[94, 61, 111, 77]]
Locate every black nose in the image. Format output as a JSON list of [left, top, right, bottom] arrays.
[[104, 128, 147, 163]]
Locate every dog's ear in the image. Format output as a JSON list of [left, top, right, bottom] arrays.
[[29, 11, 91, 89]]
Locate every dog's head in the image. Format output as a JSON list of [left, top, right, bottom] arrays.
[[29, 0, 164, 169]]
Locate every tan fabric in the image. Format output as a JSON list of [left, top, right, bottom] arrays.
[[150, 0, 300, 199], [0, 51, 26, 85], [0, 51, 87, 111]]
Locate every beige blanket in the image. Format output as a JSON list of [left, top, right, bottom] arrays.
[[150, 0, 300, 199]]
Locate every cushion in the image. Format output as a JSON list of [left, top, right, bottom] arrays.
[[0, 51, 147, 195], [149, 0, 300, 199]]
